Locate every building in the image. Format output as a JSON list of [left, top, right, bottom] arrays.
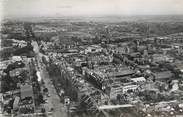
[[131, 77, 146, 83], [153, 71, 173, 81], [122, 84, 139, 94], [19, 84, 35, 114], [84, 45, 102, 54], [152, 54, 174, 63]]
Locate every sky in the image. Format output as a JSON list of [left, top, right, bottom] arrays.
[[1, 0, 183, 18]]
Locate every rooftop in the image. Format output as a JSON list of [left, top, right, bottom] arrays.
[[20, 84, 33, 99], [153, 71, 173, 80]]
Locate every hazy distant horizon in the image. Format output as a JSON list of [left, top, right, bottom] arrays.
[[2, 0, 183, 20], [2, 14, 183, 23]]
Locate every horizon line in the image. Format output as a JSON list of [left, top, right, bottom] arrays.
[[2, 14, 183, 20]]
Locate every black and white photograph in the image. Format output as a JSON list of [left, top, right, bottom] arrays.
[[1, 0, 183, 117]]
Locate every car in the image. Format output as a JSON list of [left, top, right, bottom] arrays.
[[44, 99, 49, 103], [179, 108, 183, 113], [64, 96, 70, 106], [138, 110, 147, 117], [146, 113, 152, 117], [47, 94, 51, 97], [159, 112, 168, 117], [169, 111, 175, 116]]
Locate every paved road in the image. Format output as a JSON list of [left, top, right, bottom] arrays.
[[32, 41, 68, 117], [41, 67, 68, 117]]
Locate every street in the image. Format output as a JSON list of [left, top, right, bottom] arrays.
[[32, 41, 68, 117]]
